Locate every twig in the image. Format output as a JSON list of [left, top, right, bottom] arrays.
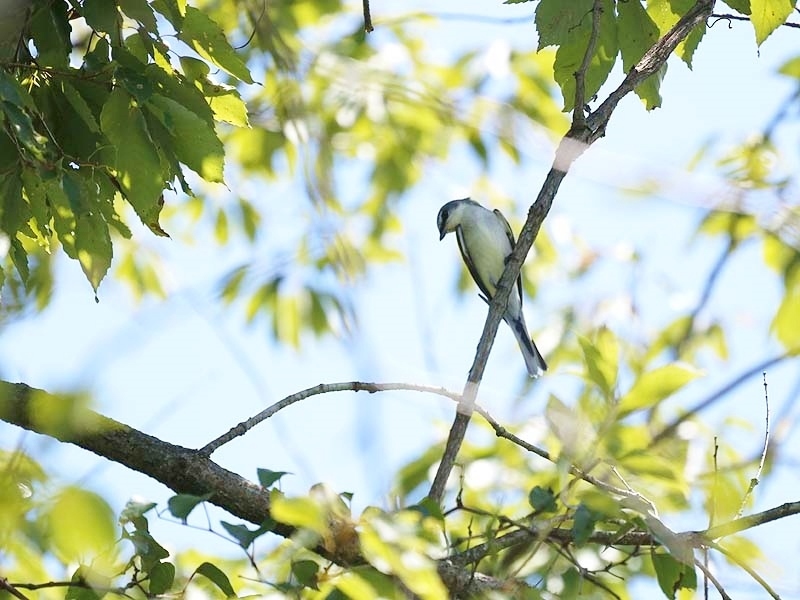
[[0, 578, 29, 600], [428, 0, 718, 506], [677, 236, 736, 355], [650, 352, 790, 447], [709, 12, 800, 29], [736, 372, 771, 518], [700, 501, 800, 540], [199, 382, 460, 455], [362, 0, 373, 32], [694, 558, 732, 600], [708, 540, 782, 600]]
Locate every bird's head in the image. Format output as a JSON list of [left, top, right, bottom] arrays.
[[437, 198, 472, 241]]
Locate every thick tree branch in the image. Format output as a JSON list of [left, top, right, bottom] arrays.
[[0, 381, 317, 559], [428, 0, 718, 505], [3, 379, 797, 596]]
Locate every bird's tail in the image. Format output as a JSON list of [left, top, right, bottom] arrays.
[[508, 315, 547, 378]]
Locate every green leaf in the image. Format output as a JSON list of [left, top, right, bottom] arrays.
[[750, 0, 794, 45], [0, 168, 25, 234], [28, 0, 72, 67], [529, 486, 557, 513], [194, 562, 236, 597], [61, 81, 101, 134], [646, 0, 706, 66], [119, 499, 157, 524], [119, 0, 158, 31], [149, 561, 176, 595], [145, 93, 224, 182], [535, 0, 592, 50], [544, 0, 618, 112], [772, 270, 800, 350], [100, 88, 167, 233], [257, 468, 291, 488], [167, 493, 212, 521], [571, 504, 597, 546], [652, 552, 697, 599], [83, 0, 121, 40], [178, 7, 253, 83], [619, 364, 700, 416], [9, 238, 29, 283], [578, 329, 617, 398], [208, 86, 250, 127], [291, 560, 319, 588], [214, 208, 229, 243], [75, 208, 113, 293], [180, 56, 211, 82], [618, 0, 664, 109], [722, 0, 751, 14], [220, 520, 272, 548]]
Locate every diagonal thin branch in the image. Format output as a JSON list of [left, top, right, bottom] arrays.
[[428, 0, 718, 506], [200, 381, 460, 455], [650, 352, 789, 447]]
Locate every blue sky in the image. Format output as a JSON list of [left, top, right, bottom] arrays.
[[2, 1, 799, 597]]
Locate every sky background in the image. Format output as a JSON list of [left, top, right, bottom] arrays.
[[2, 1, 799, 598]]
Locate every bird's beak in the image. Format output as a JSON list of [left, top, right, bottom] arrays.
[[439, 230, 445, 241]]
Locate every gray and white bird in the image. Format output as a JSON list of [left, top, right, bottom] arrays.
[[437, 198, 547, 377]]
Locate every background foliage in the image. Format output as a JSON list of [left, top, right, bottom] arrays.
[[1, 0, 800, 598]]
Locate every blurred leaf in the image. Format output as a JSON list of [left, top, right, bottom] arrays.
[[271, 492, 328, 535], [771, 271, 800, 350], [48, 487, 117, 562], [214, 208, 229, 243], [578, 327, 618, 398], [529, 486, 557, 513], [291, 560, 319, 588], [618, 364, 700, 417], [571, 504, 597, 546]]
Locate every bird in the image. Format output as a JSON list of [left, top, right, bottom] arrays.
[[437, 198, 547, 377]]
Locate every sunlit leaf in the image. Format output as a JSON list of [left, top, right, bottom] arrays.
[[750, 0, 794, 45], [618, 364, 700, 416]]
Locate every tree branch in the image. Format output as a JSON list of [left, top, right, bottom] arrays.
[[649, 352, 789, 447], [3, 378, 798, 595], [428, 0, 718, 506], [200, 381, 460, 455]]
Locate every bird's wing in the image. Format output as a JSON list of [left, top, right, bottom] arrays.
[[493, 208, 523, 306], [455, 225, 494, 302]]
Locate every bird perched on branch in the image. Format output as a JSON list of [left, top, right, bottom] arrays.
[[437, 198, 547, 378]]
